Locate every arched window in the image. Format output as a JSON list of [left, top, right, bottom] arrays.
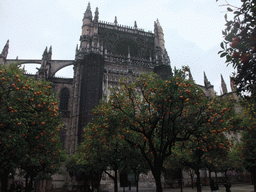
[[59, 88, 70, 111]]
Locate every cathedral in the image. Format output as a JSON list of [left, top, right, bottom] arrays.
[[0, 3, 234, 157]]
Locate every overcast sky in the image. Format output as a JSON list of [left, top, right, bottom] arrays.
[[0, 0, 241, 95]]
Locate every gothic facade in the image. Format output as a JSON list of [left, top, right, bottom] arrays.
[[0, 3, 174, 155], [0, 3, 235, 156]]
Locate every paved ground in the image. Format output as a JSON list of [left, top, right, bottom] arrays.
[[117, 183, 254, 192]]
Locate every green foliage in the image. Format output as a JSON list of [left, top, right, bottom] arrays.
[[237, 99, 256, 172], [163, 95, 236, 191], [219, 0, 256, 96], [0, 64, 66, 179], [75, 99, 148, 192], [78, 69, 236, 192]]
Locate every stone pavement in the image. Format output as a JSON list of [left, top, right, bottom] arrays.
[[117, 183, 254, 192]]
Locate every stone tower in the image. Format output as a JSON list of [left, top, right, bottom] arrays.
[[70, 3, 172, 153]]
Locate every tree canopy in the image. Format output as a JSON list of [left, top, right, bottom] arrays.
[[77, 69, 235, 192], [0, 64, 66, 192]]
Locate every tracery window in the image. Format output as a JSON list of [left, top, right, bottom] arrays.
[[59, 88, 70, 111]]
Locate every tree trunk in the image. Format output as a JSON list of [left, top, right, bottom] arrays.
[[251, 169, 256, 192], [208, 169, 212, 185], [114, 167, 118, 192], [195, 169, 201, 192], [135, 172, 139, 192], [0, 171, 9, 192], [92, 170, 103, 192], [25, 175, 35, 192], [152, 169, 163, 192], [179, 176, 183, 192], [190, 175, 194, 189]]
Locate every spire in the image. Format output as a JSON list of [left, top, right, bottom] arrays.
[[155, 18, 162, 32], [221, 74, 228, 94], [48, 46, 52, 60], [134, 21, 137, 29], [174, 66, 177, 76], [84, 2, 92, 19], [43, 46, 48, 58], [94, 7, 99, 22], [188, 68, 193, 81], [48, 45, 52, 53], [154, 20, 158, 33], [154, 18, 165, 54], [204, 71, 212, 88], [220, 88, 223, 95], [0, 40, 9, 60], [114, 16, 117, 25]]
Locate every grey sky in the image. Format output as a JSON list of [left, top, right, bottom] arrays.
[[0, 0, 241, 94]]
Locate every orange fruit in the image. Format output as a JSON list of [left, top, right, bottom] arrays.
[[232, 51, 240, 58]]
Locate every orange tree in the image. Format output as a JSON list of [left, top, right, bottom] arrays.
[[235, 98, 256, 191], [171, 129, 232, 192], [75, 101, 148, 192], [218, 0, 256, 96], [0, 64, 66, 192], [163, 95, 235, 192], [98, 70, 235, 192], [66, 153, 105, 192]]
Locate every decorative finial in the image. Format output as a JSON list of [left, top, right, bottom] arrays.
[[114, 16, 117, 25], [204, 71, 212, 88], [221, 74, 227, 94], [49, 45, 52, 53], [188, 68, 193, 81], [48, 46, 52, 60], [134, 21, 137, 29], [0, 39, 9, 60], [43, 46, 48, 56], [84, 2, 92, 19], [94, 7, 99, 22], [87, 2, 91, 11]]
